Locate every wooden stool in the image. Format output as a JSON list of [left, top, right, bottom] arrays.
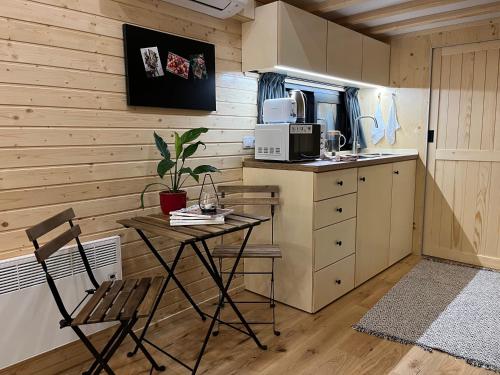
[[212, 185, 282, 336], [25, 208, 165, 375]]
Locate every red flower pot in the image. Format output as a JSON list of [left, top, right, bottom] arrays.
[[159, 191, 187, 215]]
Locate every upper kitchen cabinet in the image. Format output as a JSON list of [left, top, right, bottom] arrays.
[[362, 36, 390, 86], [242, 1, 327, 73], [327, 22, 362, 81]]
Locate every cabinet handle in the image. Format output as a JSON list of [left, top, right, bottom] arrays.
[[335, 279, 342, 285], [336, 207, 343, 213], [337, 180, 343, 186], [359, 177, 366, 182], [336, 240, 342, 246], [394, 170, 399, 175]]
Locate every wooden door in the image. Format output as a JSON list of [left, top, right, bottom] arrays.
[[389, 160, 416, 265], [355, 164, 392, 286], [424, 41, 500, 268]]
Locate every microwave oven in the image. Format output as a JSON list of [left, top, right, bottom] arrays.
[[254, 123, 321, 162]]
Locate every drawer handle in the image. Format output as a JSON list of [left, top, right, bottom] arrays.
[[336, 180, 343, 186], [394, 170, 399, 175], [336, 207, 343, 213], [336, 240, 342, 246], [335, 279, 342, 285], [359, 177, 366, 182]]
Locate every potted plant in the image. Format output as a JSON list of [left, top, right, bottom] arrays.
[[141, 128, 219, 214]]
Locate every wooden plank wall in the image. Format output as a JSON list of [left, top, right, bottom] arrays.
[[358, 19, 500, 255], [0, 0, 255, 372]]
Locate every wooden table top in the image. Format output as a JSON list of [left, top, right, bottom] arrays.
[[118, 213, 269, 244]]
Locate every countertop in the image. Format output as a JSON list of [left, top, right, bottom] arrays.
[[243, 151, 418, 173]]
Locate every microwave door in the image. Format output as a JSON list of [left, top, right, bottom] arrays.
[[289, 125, 320, 160]]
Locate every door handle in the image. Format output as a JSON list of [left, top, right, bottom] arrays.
[[336, 240, 342, 246], [335, 279, 342, 285], [394, 170, 399, 175], [336, 207, 343, 213], [336, 180, 343, 186], [359, 177, 366, 182]]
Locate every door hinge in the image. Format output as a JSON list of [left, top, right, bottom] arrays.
[[427, 130, 435, 143]]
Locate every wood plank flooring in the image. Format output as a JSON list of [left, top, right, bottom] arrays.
[[21, 255, 495, 374]]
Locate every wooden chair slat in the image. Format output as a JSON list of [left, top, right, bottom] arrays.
[[35, 225, 81, 263], [137, 277, 164, 318], [26, 208, 76, 241], [104, 279, 138, 322], [118, 218, 194, 243], [220, 197, 280, 206], [87, 280, 124, 324], [217, 185, 279, 193], [72, 281, 113, 326], [121, 278, 151, 320], [213, 244, 282, 258]]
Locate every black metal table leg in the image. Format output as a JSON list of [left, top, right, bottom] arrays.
[[128, 234, 207, 358], [136, 230, 205, 320], [190, 228, 267, 374]]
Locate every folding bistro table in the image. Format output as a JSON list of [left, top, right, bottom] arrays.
[[117, 212, 269, 373]]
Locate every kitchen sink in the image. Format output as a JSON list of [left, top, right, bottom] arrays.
[[357, 152, 397, 159]]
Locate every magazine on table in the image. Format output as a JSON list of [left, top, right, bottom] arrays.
[[169, 205, 233, 226]]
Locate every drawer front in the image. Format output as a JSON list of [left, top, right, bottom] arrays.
[[314, 193, 356, 229], [313, 254, 355, 311], [314, 168, 357, 201], [314, 218, 356, 271]]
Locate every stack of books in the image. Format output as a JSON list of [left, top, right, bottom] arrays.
[[169, 205, 233, 226]]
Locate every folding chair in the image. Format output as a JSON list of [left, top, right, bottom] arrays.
[[212, 185, 282, 336], [25, 208, 165, 375]]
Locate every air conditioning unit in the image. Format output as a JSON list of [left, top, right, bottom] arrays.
[[163, 0, 247, 18]]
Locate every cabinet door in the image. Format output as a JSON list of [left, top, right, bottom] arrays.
[[278, 2, 327, 73], [362, 36, 390, 86], [355, 164, 392, 286], [389, 160, 416, 265], [327, 22, 362, 81]]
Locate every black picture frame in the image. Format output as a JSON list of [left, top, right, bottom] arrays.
[[123, 24, 216, 111]]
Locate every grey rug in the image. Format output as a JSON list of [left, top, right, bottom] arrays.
[[354, 258, 500, 372]]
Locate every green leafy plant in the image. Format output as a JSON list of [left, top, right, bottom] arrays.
[[140, 128, 219, 208]]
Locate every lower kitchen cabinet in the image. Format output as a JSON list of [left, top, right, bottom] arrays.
[[313, 254, 355, 311], [243, 158, 416, 313], [389, 161, 416, 265], [355, 164, 393, 286]]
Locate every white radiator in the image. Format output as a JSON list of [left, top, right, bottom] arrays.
[[0, 236, 122, 370]]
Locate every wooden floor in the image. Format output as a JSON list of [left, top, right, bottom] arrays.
[[49, 255, 494, 374]]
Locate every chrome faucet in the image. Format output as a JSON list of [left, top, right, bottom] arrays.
[[352, 115, 378, 155]]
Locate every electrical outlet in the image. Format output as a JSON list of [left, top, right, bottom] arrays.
[[243, 135, 255, 149]]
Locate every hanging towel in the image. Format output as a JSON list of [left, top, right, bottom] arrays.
[[386, 94, 401, 145], [372, 99, 386, 144]]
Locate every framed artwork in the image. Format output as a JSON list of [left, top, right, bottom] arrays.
[[123, 24, 216, 111]]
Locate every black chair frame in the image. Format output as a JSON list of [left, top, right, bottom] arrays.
[[26, 209, 165, 375]]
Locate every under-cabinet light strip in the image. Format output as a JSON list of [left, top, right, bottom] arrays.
[[274, 65, 384, 89]]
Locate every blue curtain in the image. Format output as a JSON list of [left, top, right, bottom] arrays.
[[345, 87, 366, 149], [257, 72, 287, 123]]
